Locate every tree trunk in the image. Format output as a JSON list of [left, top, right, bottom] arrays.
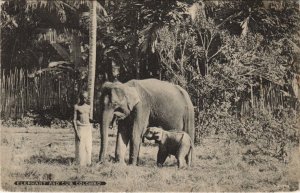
[[87, 0, 97, 119], [260, 76, 264, 110], [250, 83, 254, 108], [134, 10, 140, 79]]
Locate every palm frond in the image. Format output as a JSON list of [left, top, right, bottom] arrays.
[[28, 60, 74, 78]]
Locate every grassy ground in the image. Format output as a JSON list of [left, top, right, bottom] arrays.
[[1, 126, 299, 192]]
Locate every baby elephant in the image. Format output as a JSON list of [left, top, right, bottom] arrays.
[[143, 127, 194, 168]]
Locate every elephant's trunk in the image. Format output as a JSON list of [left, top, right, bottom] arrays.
[[99, 110, 114, 162]]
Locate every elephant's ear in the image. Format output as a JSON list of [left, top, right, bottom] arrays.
[[154, 130, 163, 142], [124, 87, 140, 111]]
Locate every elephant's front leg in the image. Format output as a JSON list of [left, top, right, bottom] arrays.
[[157, 148, 168, 167], [115, 123, 130, 164], [129, 105, 149, 165], [129, 127, 142, 165]]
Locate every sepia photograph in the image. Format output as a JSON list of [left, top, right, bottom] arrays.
[[1, 0, 299, 192]]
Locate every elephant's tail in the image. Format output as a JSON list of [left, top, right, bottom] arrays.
[[176, 86, 195, 144]]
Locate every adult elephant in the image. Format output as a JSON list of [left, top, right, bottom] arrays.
[[98, 78, 195, 165]]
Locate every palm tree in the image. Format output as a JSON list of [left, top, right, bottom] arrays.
[[87, 0, 97, 119]]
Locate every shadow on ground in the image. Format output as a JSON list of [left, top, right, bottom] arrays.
[[26, 155, 75, 165]]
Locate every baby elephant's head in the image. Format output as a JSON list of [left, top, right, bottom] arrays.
[[143, 127, 163, 142]]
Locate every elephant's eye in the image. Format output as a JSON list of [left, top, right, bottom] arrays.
[[114, 107, 124, 113]]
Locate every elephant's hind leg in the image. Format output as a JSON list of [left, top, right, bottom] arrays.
[[177, 156, 187, 169], [185, 152, 192, 167], [177, 145, 189, 168]]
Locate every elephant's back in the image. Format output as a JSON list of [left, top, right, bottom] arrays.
[[127, 78, 174, 89], [127, 79, 184, 98]]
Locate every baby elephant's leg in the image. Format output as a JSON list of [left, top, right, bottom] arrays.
[[157, 149, 168, 167], [185, 148, 192, 167], [177, 145, 190, 168]]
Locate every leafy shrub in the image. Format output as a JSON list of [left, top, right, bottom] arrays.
[[1, 116, 35, 128], [195, 106, 299, 162], [240, 108, 299, 160], [50, 118, 72, 129], [1, 110, 72, 129]]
